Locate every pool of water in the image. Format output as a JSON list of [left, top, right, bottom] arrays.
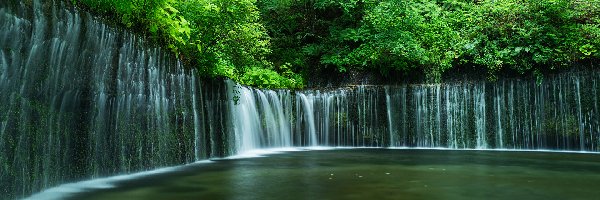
[[65, 149, 600, 200]]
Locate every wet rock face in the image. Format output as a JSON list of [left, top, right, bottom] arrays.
[[0, 1, 229, 198]]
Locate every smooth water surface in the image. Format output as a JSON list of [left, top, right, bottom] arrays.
[[66, 149, 600, 200]]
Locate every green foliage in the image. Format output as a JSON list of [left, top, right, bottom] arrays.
[[465, 0, 598, 77], [74, 0, 599, 87], [258, 0, 366, 75], [240, 64, 305, 89], [74, 0, 303, 89], [350, 0, 466, 81], [259, 0, 600, 83], [73, 0, 190, 53]]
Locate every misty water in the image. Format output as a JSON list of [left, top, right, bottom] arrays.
[[2, 0, 600, 199], [65, 149, 600, 200]]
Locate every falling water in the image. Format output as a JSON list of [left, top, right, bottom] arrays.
[[0, 1, 229, 198], [265, 90, 293, 147], [1, 1, 600, 199], [474, 84, 487, 149], [297, 93, 318, 146], [228, 82, 263, 153], [385, 87, 396, 147], [227, 81, 295, 153]]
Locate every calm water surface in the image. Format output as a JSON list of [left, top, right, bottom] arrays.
[[68, 149, 600, 200]]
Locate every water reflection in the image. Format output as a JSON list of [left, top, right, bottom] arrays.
[[67, 149, 600, 200]]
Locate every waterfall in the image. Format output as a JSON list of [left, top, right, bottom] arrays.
[[266, 90, 293, 147], [494, 83, 505, 148], [1, 1, 600, 199], [297, 93, 317, 146], [474, 84, 487, 149], [228, 82, 263, 153], [385, 87, 396, 147], [0, 1, 228, 198], [227, 81, 295, 154]]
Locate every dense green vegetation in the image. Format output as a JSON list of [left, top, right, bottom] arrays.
[[73, 0, 304, 89], [73, 0, 599, 87], [260, 0, 600, 82]]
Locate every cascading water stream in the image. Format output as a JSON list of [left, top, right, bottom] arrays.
[[385, 87, 396, 147], [265, 90, 292, 147], [297, 93, 318, 146], [474, 84, 487, 149], [0, 1, 230, 198], [256, 90, 280, 147], [229, 82, 263, 153], [1, 1, 600, 199]]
